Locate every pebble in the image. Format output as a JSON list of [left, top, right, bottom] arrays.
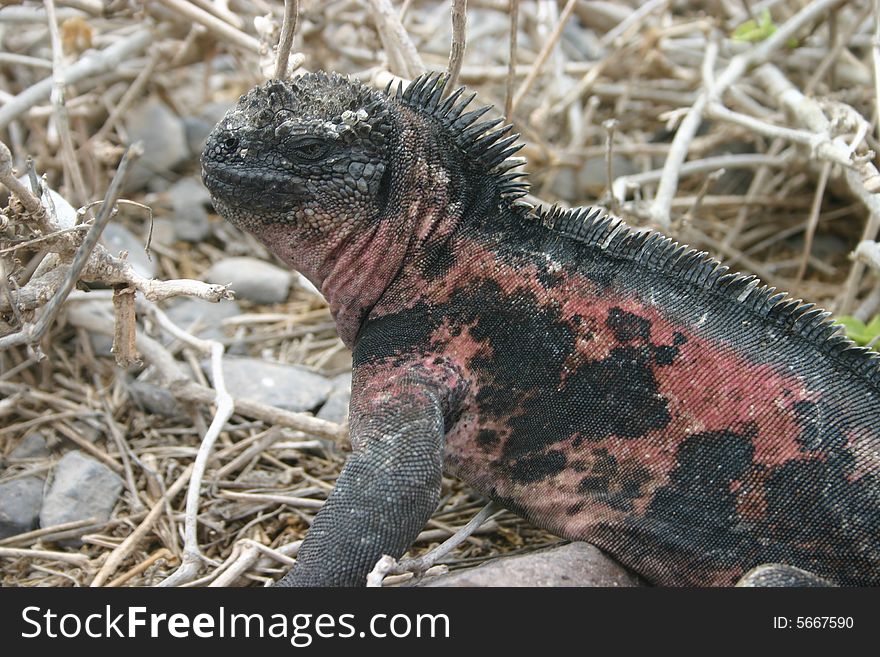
[[421, 542, 644, 587], [123, 98, 189, 192], [69, 420, 102, 443], [40, 450, 123, 544], [182, 101, 234, 156], [128, 380, 188, 419], [209, 357, 333, 412], [550, 155, 637, 201], [203, 257, 291, 305], [101, 222, 156, 279], [17, 176, 78, 230], [145, 218, 176, 247], [0, 477, 45, 539], [167, 177, 212, 242], [164, 297, 241, 342], [10, 433, 50, 459], [316, 373, 352, 423]]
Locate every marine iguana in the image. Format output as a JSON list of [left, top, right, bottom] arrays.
[[201, 71, 880, 587]]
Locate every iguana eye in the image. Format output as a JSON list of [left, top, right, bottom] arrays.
[[287, 140, 329, 162]]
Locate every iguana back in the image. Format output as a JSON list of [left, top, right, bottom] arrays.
[[202, 72, 880, 586]]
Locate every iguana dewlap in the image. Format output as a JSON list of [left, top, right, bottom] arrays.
[[201, 72, 880, 587]]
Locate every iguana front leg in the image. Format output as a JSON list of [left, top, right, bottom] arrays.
[[276, 374, 447, 587]]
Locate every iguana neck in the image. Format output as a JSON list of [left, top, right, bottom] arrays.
[[308, 115, 474, 347]]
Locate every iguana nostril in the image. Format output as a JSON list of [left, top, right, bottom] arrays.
[[223, 136, 239, 151]]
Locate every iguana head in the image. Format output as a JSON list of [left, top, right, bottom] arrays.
[[201, 72, 391, 248], [201, 71, 524, 343], [201, 73, 402, 341]]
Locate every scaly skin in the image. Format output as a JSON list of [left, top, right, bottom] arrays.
[[201, 72, 880, 587]]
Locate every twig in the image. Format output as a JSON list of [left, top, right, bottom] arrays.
[[754, 63, 880, 313], [0, 144, 141, 352], [647, 0, 845, 229], [153, 0, 261, 55], [145, 302, 233, 587], [0, 140, 46, 216], [681, 168, 726, 228], [796, 161, 832, 280], [447, 0, 467, 91], [210, 539, 302, 587], [368, 0, 425, 79], [720, 139, 786, 253], [98, 386, 145, 512], [510, 0, 577, 114], [597, 0, 667, 50], [90, 465, 193, 587], [366, 502, 499, 586], [854, 279, 880, 322], [0, 517, 99, 547], [705, 102, 855, 168], [188, 0, 244, 29], [64, 297, 344, 439], [92, 49, 161, 143], [603, 118, 619, 212], [855, 240, 880, 271], [43, 0, 89, 208], [0, 546, 91, 567], [274, 0, 299, 80], [106, 548, 176, 587], [805, 1, 872, 96], [613, 153, 789, 206], [0, 29, 153, 130], [504, 0, 519, 119]]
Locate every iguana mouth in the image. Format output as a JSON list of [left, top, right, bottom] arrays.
[[201, 161, 309, 211]]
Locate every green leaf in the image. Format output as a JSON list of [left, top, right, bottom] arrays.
[[732, 8, 777, 43], [837, 315, 880, 348]]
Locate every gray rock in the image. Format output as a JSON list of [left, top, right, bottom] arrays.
[[10, 433, 50, 459], [164, 297, 241, 342], [182, 115, 214, 158], [70, 420, 102, 443], [168, 178, 212, 242], [18, 176, 77, 230], [40, 451, 123, 543], [183, 101, 234, 155], [129, 380, 188, 419], [318, 371, 351, 422], [0, 477, 45, 538], [550, 155, 637, 202], [788, 233, 849, 262], [146, 218, 177, 247], [124, 98, 188, 191], [203, 257, 291, 305], [89, 333, 115, 358], [211, 357, 332, 412], [582, 154, 637, 192], [317, 388, 350, 423], [421, 542, 643, 587], [101, 223, 156, 279]]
